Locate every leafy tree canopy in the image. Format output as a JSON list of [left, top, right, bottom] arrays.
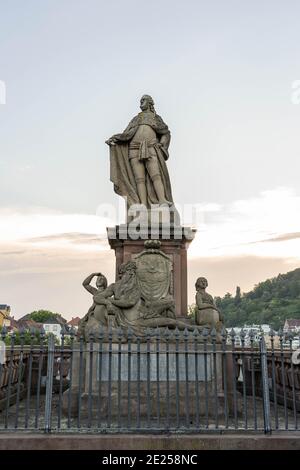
[[27, 309, 67, 324], [214, 268, 300, 330]]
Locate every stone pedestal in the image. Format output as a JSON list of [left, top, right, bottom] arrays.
[[63, 340, 229, 422], [107, 225, 196, 317]]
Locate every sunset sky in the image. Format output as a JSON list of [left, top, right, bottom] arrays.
[[0, 1, 300, 319]]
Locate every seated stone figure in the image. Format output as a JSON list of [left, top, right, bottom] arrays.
[[79, 262, 143, 339], [78, 272, 109, 337], [79, 257, 207, 340], [194, 277, 224, 331], [81, 261, 186, 337], [99, 261, 142, 330]]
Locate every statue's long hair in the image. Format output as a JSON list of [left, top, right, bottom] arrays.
[[195, 277, 208, 290], [115, 261, 139, 299], [142, 94, 156, 115]]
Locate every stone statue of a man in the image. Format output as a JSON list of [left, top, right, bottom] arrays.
[[106, 95, 174, 209]]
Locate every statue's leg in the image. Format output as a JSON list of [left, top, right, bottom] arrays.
[[129, 154, 147, 206], [146, 154, 172, 205], [150, 298, 175, 316]]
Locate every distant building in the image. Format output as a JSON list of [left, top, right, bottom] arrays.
[[283, 319, 300, 333], [67, 317, 81, 330], [243, 324, 271, 334], [43, 322, 62, 341], [17, 313, 67, 340], [260, 324, 272, 334], [3, 315, 19, 332], [17, 319, 44, 332], [0, 305, 11, 328], [226, 324, 273, 347]]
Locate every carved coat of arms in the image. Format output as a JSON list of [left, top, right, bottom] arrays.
[[135, 241, 172, 302]]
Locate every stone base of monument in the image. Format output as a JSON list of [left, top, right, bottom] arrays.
[[78, 383, 227, 420], [107, 225, 196, 317], [63, 341, 240, 421]]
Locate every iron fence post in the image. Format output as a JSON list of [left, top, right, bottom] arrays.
[[44, 334, 55, 433], [260, 336, 271, 434]]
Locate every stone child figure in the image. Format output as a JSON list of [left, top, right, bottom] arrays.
[[194, 277, 224, 331], [106, 95, 174, 209], [78, 263, 141, 339], [78, 273, 109, 336]]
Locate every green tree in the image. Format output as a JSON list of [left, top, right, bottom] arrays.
[[0, 328, 59, 346], [27, 310, 66, 324], [235, 286, 242, 305], [216, 267, 300, 329]]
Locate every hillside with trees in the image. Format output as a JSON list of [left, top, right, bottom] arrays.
[[215, 268, 300, 330]]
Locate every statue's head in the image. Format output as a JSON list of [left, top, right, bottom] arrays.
[[96, 273, 108, 290], [118, 261, 137, 283], [195, 277, 208, 291], [140, 94, 155, 113], [124, 260, 137, 275]]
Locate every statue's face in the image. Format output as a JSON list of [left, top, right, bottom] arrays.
[[140, 96, 149, 111], [125, 264, 136, 277], [197, 277, 208, 290], [96, 275, 106, 288], [122, 262, 137, 280]]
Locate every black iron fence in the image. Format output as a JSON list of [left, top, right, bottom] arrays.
[[0, 327, 299, 433]]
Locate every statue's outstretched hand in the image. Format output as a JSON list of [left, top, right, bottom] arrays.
[[105, 137, 116, 146]]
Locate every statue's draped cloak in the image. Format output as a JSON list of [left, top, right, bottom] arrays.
[[109, 113, 174, 208]]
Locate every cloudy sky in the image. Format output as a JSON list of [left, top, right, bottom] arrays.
[[0, 1, 300, 319]]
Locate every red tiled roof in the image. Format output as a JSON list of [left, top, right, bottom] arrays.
[[285, 319, 300, 327], [67, 317, 81, 326], [17, 319, 44, 331]]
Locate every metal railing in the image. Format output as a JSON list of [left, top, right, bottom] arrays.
[[0, 327, 299, 434]]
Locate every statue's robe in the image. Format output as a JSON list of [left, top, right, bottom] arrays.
[[195, 291, 223, 331], [109, 112, 174, 208]]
